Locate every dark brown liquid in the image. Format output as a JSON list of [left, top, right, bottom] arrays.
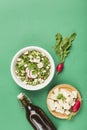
[[26, 104, 57, 130], [19, 95, 57, 130]]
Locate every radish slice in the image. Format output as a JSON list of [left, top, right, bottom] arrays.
[[29, 70, 37, 79]]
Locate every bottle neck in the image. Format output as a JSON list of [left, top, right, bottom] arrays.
[[19, 95, 31, 108]]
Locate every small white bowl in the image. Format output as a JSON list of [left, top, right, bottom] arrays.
[[11, 46, 55, 90]]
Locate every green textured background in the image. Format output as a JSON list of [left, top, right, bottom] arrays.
[[0, 0, 87, 130]]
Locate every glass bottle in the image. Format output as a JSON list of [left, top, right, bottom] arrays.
[[17, 93, 57, 130]]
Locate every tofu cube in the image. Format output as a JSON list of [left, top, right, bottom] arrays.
[[47, 99, 55, 111]]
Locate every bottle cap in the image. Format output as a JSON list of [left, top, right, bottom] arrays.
[[17, 93, 24, 100], [17, 93, 32, 103]]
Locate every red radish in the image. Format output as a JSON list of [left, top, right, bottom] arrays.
[[56, 63, 64, 73], [71, 100, 81, 112], [55, 33, 76, 74]]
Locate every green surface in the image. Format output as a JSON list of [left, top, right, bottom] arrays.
[[0, 0, 87, 130]]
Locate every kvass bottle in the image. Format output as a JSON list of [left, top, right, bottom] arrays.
[[17, 93, 57, 130]]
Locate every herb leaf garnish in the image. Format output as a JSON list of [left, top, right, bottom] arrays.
[[55, 33, 76, 63], [57, 94, 66, 101]]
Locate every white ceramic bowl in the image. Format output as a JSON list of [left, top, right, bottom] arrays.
[[11, 46, 55, 90]]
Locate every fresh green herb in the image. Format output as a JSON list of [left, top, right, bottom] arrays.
[[55, 33, 76, 63], [54, 33, 76, 73], [57, 94, 66, 101], [57, 94, 63, 99], [28, 63, 37, 70]]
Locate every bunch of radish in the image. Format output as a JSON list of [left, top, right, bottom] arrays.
[[55, 33, 76, 73]]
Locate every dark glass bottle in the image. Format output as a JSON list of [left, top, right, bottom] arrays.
[[17, 93, 57, 130]]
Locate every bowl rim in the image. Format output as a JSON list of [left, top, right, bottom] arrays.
[[10, 46, 55, 90]]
